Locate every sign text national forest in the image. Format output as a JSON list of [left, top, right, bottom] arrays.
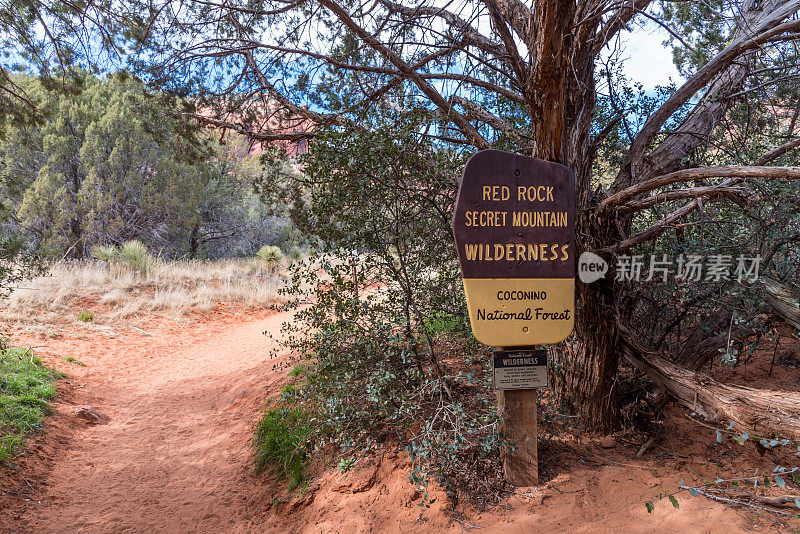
[[452, 150, 576, 347]]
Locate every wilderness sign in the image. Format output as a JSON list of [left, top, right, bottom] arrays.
[[453, 149, 576, 347]]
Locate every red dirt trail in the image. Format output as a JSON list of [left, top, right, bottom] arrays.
[[1, 309, 794, 533], [2, 310, 289, 533]]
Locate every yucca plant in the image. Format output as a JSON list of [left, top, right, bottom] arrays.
[[90, 244, 118, 262], [117, 240, 152, 274], [255, 245, 283, 272]]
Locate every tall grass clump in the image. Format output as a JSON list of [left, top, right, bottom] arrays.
[[0, 342, 58, 462], [253, 406, 312, 489], [117, 240, 153, 274]]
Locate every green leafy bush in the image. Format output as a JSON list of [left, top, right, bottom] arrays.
[[78, 310, 94, 322], [253, 406, 311, 489], [0, 345, 58, 462], [258, 122, 507, 505]]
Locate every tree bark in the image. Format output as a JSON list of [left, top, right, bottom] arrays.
[[550, 219, 621, 433], [620, 326, 800, 439], [533, 0, 621, 432], [764, 277, 800, 330]]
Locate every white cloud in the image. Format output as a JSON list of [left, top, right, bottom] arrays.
[[616, 22, 684, 90]]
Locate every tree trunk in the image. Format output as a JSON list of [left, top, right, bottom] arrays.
[[527, 0, 622, 432], [620, 325, 800, 439], [189, 224, 200, 259], [549, 216, 621, 433], [764, 277, 800, 330]]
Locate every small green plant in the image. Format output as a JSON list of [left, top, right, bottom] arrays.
[[424, 311, 469, 338], [255, 245, 283, 271], [280, 384, 298, 399], [64, 356, 85, 366], [0, 346, 58, 462], [117, 240, 152, 274], [337, 457, 356, 473], [90, 244, 118, 262], [253, 406, 312, 489], [288, 244, 304, 261], [288, 364, 308, 378], [78, 310, 94, 323]]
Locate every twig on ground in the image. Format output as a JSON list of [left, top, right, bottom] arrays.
[[636, 436, 655, 458]]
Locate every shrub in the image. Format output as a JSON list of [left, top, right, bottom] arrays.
[[90, 244, 118, 262], [253, 406, 311, 489], [258, 125, 507, 505], [78, 310, 94, 322], [255, 245, 283, 271], [117, 240, 152, 274], [288, 244, 303, 261]]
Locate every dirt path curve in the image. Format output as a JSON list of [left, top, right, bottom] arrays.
[[11, 310, 295, 533]]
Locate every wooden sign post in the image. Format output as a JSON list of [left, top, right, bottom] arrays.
[[452, 149, 575, 486]]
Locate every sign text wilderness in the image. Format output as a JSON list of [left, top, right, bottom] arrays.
[[453, 150, 576, 347]]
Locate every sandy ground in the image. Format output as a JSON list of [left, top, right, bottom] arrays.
[[1, 308, 797, 533]]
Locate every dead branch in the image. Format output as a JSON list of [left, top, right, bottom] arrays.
[[619, 325, 800, 439], [602, 166, 800, 212], [764, 278, 800, 330]]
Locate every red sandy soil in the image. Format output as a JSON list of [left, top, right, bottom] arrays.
[[1, 307, 799, 533]]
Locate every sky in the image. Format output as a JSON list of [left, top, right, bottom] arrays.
[[618, 21, 685, 91]]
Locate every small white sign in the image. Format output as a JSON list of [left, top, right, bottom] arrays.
[[493, 350, 548, 390]]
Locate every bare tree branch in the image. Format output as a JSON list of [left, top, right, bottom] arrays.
[[754, 138, 800, 165], [178, 112, 315, 141], [602, 165, 800, 211], [613, 2, 800, 190], [316, 0, 490, 148]]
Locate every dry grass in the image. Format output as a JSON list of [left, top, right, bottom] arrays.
[[2, 259, 287, 323]]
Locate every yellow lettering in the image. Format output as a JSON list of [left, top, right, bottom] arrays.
[[540, 243, 548, 261], [465, 244, 479, 260], [547, 186, 554, 201], [494, 244, 505, 261], [517, 186, 526, 201], [506, 243, 514, 260], [550, 244, 559, 260], [516, 244, 526, 260], [482, 186, 491, 201], [527, 243, 538, 260], [560, 244, 569, 260]]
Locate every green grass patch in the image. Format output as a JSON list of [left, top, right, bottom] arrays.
[[253, 406, 312, 489], [288, 364, 308, 378], [0, 347, 58, 463], [64, 356, 85, 366]]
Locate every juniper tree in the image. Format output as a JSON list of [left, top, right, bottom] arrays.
[[16, 0, 800, 431]]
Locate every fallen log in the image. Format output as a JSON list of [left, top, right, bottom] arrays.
[[619, 326, 800, 439], [764, 277, 800, 330]]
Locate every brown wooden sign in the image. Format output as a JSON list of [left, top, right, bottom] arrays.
[[453, 149, 575, 346]]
